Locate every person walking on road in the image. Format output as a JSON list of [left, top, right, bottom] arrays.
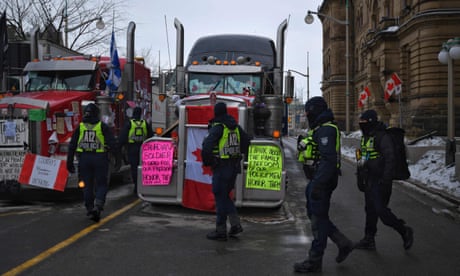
[[294, 96, 353, 273], [201, 102, 250, 241], [66, 103, 118, 222], [355, 109, 414, 250], [120, 106, 154, 194]]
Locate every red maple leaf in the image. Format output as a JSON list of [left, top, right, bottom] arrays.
[[192, 148, 213, 176]]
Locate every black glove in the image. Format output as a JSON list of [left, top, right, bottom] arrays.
[[303, 164, 315, 180], [67, 162, 75, 174]]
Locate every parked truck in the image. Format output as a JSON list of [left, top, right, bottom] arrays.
[[141, 18, 292, 211], [0, 22, 152, 194]]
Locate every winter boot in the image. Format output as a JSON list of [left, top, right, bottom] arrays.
[[402, 226, 414, 250], [330, 230, 354, 263], [293, 253, 322, 273], [228, 214, 243, 236], [206, 224, 227, 241], [354, 235, 376, 250], [89, 208, 101, 223]]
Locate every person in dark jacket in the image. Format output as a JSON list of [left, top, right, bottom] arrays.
[[201, 102, 250, 241], [119, 106, 154, 194], [294, 96, 353, 273], [355, 109, 414, 250], [67, 103, 118, 222]]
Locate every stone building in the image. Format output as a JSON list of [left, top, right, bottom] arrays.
[[317, 0, 460, 137]]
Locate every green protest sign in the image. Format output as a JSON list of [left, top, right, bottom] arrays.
[[245, 144, 282, 191]]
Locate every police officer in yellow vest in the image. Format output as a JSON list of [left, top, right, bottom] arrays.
[[294, 96, 353, 273], [355, 109, 413, 251], [201, 102, 250, 241], [67, 103, 118, 222], [120, 106, 153, 194]]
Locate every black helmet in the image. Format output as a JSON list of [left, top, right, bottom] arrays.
[[304, 96, 327, 127], [83, 103, 99, 118]]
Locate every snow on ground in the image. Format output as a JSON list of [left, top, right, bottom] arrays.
[[341, 131, 460, 199]]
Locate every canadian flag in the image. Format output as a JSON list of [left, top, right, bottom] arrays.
[[358, 86, 371, 108], [182, 105, 239, 212], [392, 73, 402, 95], [384, 72, 402, 100]]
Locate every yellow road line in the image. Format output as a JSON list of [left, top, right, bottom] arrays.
[[2, 198, 141, 276]]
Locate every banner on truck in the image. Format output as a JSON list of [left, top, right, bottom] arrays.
[[18, 153, 68, 191]]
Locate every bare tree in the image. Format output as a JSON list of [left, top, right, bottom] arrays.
[[1, 0, 126, 54]]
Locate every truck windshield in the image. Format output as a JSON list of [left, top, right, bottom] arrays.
[[26, 71, 94, 92], [188, 73, 261, 95]]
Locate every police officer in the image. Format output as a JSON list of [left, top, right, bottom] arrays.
[[355, 109, 414, 250], [120, 106, 153, 194], [201, 102, 250, 241], [294, 96, 353, 273], [67, 103, 118, 222]]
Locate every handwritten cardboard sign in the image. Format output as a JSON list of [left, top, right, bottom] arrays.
[[141, 140, 174, 185], [245, 144, 283, 191]]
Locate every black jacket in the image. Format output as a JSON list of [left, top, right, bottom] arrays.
[[67, 115, 118, 164], [309, 108, 340, 190], [363, 121, 395, 184], [201, 113, 250, 167]]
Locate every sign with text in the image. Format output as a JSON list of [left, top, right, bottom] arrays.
[[141, 140, 174, 185], [0, 119, 28, 147], [18, 153, 68, 191], [0, 150, 26, 180], [245, 144, 283, 191]]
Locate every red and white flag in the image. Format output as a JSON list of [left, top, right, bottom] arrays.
[[384, 72, 403, 100], [182, 126, 215, 212], [358, 86, 371, 108], [392, 73, 402, 95], [18, 153, 68, 192], [181, 105, 240, 212]]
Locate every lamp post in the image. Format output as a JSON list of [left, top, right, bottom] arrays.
[[64, 1, 105, 48], [305, 1, 350, 133], [438, 37, 460, 165]]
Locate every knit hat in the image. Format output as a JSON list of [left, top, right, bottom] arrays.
[[83, 103, 99, 119], [132, 107, 142, 120], [359, 109, 378, 123], [214, 102, 227, 117]]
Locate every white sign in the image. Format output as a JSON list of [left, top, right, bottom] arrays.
[[0, 119, 28, 147], [29, 155, 60, 190], [0, 150, 26, 180]]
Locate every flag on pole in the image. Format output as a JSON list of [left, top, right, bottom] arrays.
[[106, 31, 121, 95], [392, 73, 402, 95], [384, 72, 403, 100], [0, 10, 8, 75], [358, 86, 371, 108]]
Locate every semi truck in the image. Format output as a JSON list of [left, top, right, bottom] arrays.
[[0, 22, 152, 194], [141, 18, 292, 211]]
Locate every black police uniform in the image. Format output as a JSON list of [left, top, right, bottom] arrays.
[[356, 109, 414, 250], [120, 107, 153, 194], [201, 102, 250, 241], [294, 97, 353, 273], [67, 103, 118, 222]]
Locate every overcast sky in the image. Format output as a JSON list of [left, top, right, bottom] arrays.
[[120, 0, 325, 101]]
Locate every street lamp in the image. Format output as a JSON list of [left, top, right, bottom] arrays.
[[438, 37, 460, 165], [305, 1, 350, 133], [64, 8, 105, 48]]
